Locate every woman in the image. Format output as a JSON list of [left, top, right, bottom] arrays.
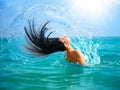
[[24, 20, 87, 66]]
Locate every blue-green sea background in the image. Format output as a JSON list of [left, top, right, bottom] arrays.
[[0, 37, 120, 90], [0, 4, 120, 90]]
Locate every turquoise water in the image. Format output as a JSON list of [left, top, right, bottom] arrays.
[[0, 37, 120, 90]]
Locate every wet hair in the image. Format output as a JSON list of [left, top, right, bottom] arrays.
[[24, 20, 66, 55]]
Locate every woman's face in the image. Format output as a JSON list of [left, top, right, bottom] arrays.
[[58, 36, 70, 45]]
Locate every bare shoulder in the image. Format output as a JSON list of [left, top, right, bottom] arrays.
[[73, 50, 87, 65], [73, 50, 80, 54], [72, 50, 82, 57]]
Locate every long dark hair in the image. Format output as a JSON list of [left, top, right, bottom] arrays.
[[24, 19, 66, 55]]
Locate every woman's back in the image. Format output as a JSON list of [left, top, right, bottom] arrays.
[[65, 50, 87, 65]]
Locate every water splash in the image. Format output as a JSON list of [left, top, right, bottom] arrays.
[[3, 4, 100, 65]]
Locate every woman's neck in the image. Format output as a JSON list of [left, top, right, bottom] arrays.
[[66, 45, 73, 52]]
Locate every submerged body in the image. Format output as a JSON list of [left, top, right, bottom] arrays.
[[24, 20, 87, 66]]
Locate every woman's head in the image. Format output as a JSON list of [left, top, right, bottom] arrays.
[[59, 36, 70, 45], [24, 20, 67, 55], [58, 36, 71, 49]]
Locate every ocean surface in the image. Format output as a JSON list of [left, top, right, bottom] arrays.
[[0, 37, 120, 90]]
